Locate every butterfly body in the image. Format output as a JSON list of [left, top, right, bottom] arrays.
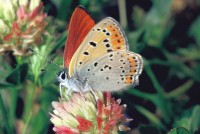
[[57, 72, 89, 93], [58, 6, 143, 94]]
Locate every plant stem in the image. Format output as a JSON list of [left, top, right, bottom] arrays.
[[135, 105, 166, 129], [149, 59, 170, 66], [10, 88, 17, 132], [166, 80, 194, 99], [0, 93, 13, 134], [118, 0, 127, 29], [127, 88, 154, 101], [23, 82, 37, 129], [145, 66, 165, 96], [23, 111, 32, 134]]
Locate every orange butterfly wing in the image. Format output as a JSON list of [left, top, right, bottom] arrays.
[[64, 6, 96, 68]]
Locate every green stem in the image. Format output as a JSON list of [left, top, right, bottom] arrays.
[[134, 105, 166, 129], [9, 88, 17, 132], [145, 66, 165, 96], [23, 82, 36, 126], [118, 0, 127, 29], [166, 80, 194, 99], [149, 59, 170, 66], [53, 31, 67, 51], [15, 56, 23, 65], [127, 88, 154, 101], [0, 93, 13, 134], [23, 111, 32, 134]]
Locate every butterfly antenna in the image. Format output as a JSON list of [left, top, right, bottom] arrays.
[[27, 48, 61, 69], [41, 68, 60, 72]]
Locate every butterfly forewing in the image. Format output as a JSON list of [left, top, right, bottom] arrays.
[[64, 6, 95, 68], [73, 50, 143, 92], [68, 17, 129, 77]]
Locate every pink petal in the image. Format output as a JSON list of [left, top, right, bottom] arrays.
[[103, 92, 111, 105], [96, 116, 103, 130], [104, 119, 117, 132], [4, 33, 13, 41], [53, 126, 79, 134], [76, 116, 93, 132], [52, 101, 64, 109], [30, 2, 43, 21], [103, 105, 111, 117], [17, 6, 26, 21], [97, 99, 103, 116]]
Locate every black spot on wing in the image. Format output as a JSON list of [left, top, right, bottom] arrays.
[[104, 65, 109, 68], [107, 49, 113, 52], [103, 39, 109, 42], [89, 42, 97, 47], [83, 52, 89, 55], [94, 62, 98, 67], [105, 44, 110, 48], [106, 33, 110, 36]]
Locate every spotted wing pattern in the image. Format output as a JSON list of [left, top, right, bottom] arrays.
[[73, 50, 143, 92], [64, 6, 95, 68], [68, 17, 129, 76]]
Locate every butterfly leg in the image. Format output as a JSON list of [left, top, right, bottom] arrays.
[[85, 83, 99, 100], [59, 83, 64, 98], [60, 82, 71, 98], [66, 88, 72, 94]]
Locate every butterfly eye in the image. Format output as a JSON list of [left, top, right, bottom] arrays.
[[61, 72, 66, 80]]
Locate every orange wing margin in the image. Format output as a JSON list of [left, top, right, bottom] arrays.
[[64, 6, 96, 68]]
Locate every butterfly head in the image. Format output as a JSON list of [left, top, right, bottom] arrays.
[[56, 69, 69, 83]]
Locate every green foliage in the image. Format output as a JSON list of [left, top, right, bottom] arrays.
[[168, 127, 189, 134], [6, 63, 28, 85], [139, 125, 161, 134], [0, 0, 200, 133], [173, 105, 200, 133]]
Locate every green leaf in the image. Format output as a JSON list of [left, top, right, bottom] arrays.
[[173, 105, 200, 133], [135, 105, 165, 129], [6, 63, 28, 85], [0, 94, 14, 134], [0, 81, 14, 89], [80, 0, 90, 6], [57, 0, 73, 20], [168, 127, 189, 134], [189, 17, 200, 45], [139, 125, 161, 134], [189, 105, 200, 133], [142, 0, 173, 47], [29, 109, 49, 134]]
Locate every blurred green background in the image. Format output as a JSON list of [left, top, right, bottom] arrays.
[[0, 0, 200, 133]]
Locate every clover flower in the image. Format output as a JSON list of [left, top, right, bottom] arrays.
[[50, 91, 132, 134], [0, 0, 47, 55]]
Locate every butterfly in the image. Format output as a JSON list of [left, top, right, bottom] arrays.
[[57, 6, 143, 94]]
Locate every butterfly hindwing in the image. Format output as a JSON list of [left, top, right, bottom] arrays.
[[69, 17, 129, 76], [73, 50, 143, 92], [64, 6, 95, 68]]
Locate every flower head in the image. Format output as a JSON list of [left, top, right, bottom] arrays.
[[0, 0, 47, 55], [50, 91, 132, 134]]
